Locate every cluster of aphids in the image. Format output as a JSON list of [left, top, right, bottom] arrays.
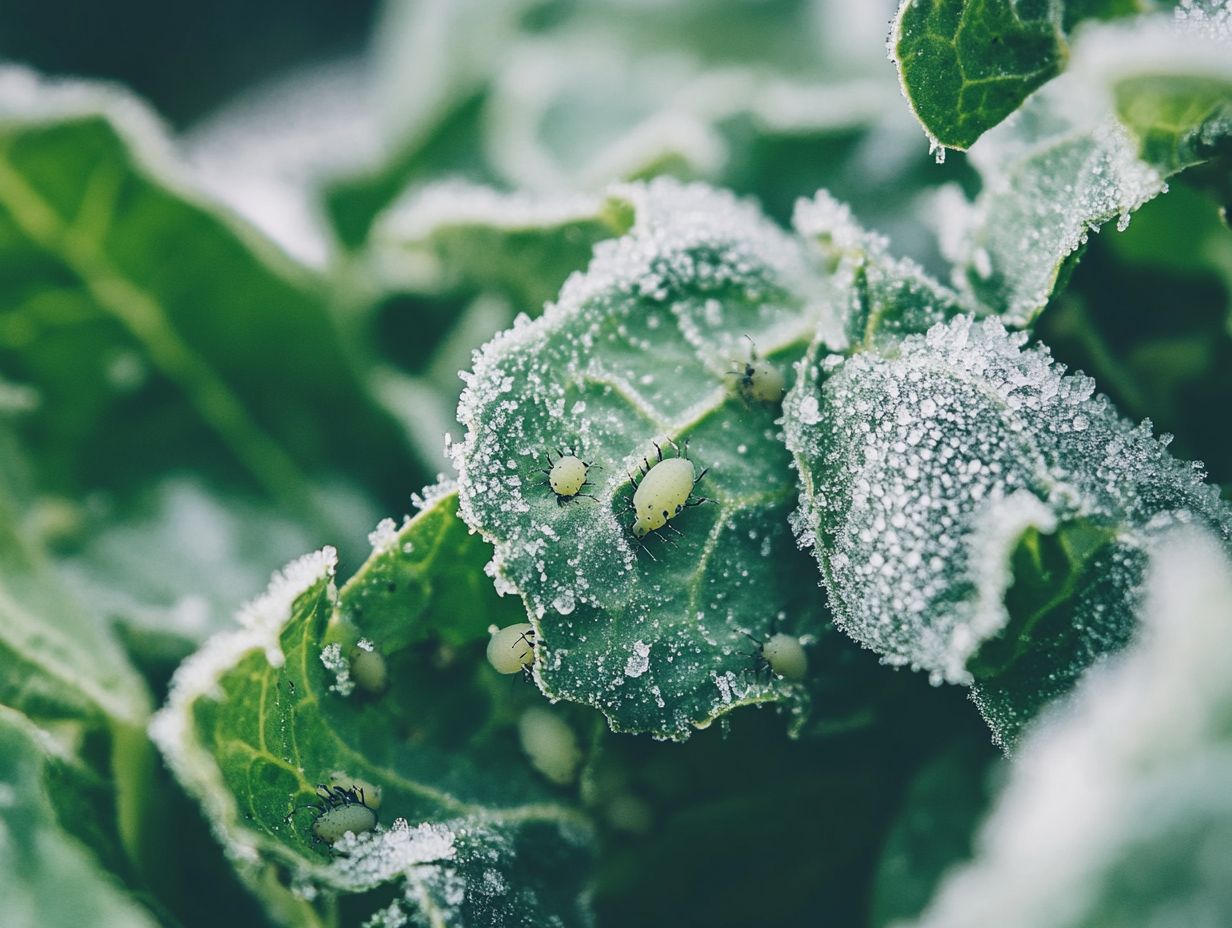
[[487, 340, 807, 683]]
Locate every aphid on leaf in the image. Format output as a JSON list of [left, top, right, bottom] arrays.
[[486, 622, 537, 675], [287, 784, 378, 847], [626, 438, 710, 554], [727, 337, 785, 404], [518, 708, 581, 786], [541, 449, 599, 505], [745, 631, 809, 681], [348, 640, 388, 696]]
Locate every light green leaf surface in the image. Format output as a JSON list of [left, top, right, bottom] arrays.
[[939, 10, 1232, 325], [0, 69, 414, 512], [0, 421, 153, 877], [0, 456, 148, 729], [784, 314, 1231, 745], [59, 477, 336, 651], [453, 178, 872, 739], [152, 490, 595, 928], [905, 526, 1232, 927], [0, 707, 162, 928]]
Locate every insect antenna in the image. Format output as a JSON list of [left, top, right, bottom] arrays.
[[633, 536, 658, 562]]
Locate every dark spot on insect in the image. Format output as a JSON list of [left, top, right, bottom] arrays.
[[386, 582, 397, 593]]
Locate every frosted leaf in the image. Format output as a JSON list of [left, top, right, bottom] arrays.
[[939, 11, 1232, 325], [905, 526, 1232, 928], [151, 492, 594, 926], [454, 177, 854, 738], [370, 181, 633, 313], [793, 190, 973, 349], [784, 315, 1231, 745]]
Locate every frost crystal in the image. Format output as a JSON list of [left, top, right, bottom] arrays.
[[367, 517, 401, 553], [411, 475, 459, 512], [320, 643, 355, 696]]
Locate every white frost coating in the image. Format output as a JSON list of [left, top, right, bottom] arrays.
[[784, 315, 1230, 685], [234, 547, 339, 669], [941, 10, 1232, 324], [411, 475, 459, 512], [149, 548, 337, 867], [378, 181, 604, 243], [905, 527, 1232, 928], [329, 820, 456, 891], [954, 492, 1058, 684]]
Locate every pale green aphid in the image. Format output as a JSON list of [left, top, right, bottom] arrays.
[[761, 633, 808, 681], [542, 449, 597, 505], [518, 707, 581, 786], [348, 640, 388, 695], [729, 338, 786, 404], [291, 784, 378, 846], [486, 622, 536, 674], [629, 439, 709, 540]]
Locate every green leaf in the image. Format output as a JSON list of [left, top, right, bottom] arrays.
[[940, 11, 1232, 325], [371, 183, 634, 316], [891, 0, 1069, 151], [870, 735, 999, 927], [0, 707, 161, 928], [152, 490, 595, 927], [0, 416, 148, 729], [902, 527, 1232, 927], [453, 178, 874, 739], [0, 71, 416, 514], [590, 679, 983, 928], [783, 315, 1231, 745]]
